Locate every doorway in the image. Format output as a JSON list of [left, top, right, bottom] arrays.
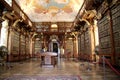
[[53, 43, 58, 53], [49, 41, 59, 53]]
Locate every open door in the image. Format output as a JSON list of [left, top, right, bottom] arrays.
[[53, 43, 58, 53]]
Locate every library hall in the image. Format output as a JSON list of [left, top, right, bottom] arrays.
[[0, 0, 120, 80]]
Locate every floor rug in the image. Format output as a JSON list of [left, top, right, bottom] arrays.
[[3, 75, 81, 80]]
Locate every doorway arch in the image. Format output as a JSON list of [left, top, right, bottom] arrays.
[[49, 39, 59, 54]]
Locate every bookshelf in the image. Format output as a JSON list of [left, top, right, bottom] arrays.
[[78, 35, 81, 55], [111, 4, 120, 64], [21, 35, 26, 55], [26, 37, 30, 58], [34, 39, 42, 54], [12, 31, 19, 54], [80, 34, 85, 54], [84, 30, 90, 54], [98, 14, 112, 54]]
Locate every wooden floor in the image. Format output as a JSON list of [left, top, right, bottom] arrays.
[[0, 58, 120, 80]]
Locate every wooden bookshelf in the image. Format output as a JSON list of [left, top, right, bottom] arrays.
[[12, 31, 19, 54], [80, 34, 85, 54], [84, 30, 90, 54], [21, 35, 26, 55], [111, 4, 120, 64], [34, 39, 42, 54], [98, 14, 112, 54], [11, 30, 20, 61], [26, 37, 30, 58], [78, 36, 81, 58], [20, 34, 26, 60]]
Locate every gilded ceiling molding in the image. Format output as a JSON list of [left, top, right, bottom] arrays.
[[50, 35, 59, 41], [31, 32, 38, 39], [12, 19, 23, 27], [71, 32, 78, 39], [2, 11, 9, 20], [80, 9, 101, 25]]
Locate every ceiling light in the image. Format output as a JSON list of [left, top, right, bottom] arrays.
[[51, 24, 58, 28]]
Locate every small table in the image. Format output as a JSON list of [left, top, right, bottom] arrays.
[[40, 52, 57, 67]]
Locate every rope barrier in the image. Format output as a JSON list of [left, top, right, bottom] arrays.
[[104, 58, 120, 76]]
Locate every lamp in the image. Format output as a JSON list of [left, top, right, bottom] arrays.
[[51, 23, 58, 28]]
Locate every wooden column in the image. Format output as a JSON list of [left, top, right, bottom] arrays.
[[19, 30, 21, 61], [73, 37, 78, 58], [83, 31, 86, 60], [29, 35, 33, 58], [7, 20, 11, 49], [63, 37, 66, 58], [79, 34, 81, 59], [108, 10, 115, 64], [0, 22, 2, 44], [6, 20, 10, 62], [7, 27, 13, 61], [32, 39, 35, 57], [25, 33, 27, 59], [88, 26, 95, 61], [72, 38, 75, 59]]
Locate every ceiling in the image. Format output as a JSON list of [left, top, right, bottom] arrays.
[[1, 0, 86, 36], [2, 0, 104, 39], [2, 0, 99, 40], [15, 0, 84, 22]]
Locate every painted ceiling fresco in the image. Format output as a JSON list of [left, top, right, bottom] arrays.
[[15, 0, 84, 22]]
